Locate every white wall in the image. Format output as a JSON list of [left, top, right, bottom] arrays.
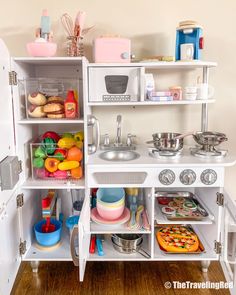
[[1, 0, 236, 194]]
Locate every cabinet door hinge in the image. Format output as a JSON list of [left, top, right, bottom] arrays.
[[16, 194, 24, 208], [216, 192, 224, 206], [19, 240, 26, 256], [214, 240, 222, 254], [9, 71, 17, 85]]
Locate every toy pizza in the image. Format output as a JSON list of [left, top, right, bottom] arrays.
[[156, 226, 199, 253]]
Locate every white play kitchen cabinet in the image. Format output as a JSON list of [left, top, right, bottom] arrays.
[[1, 38, 236, 295]]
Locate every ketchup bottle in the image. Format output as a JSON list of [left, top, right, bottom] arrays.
[[64, 90, 77, 118]]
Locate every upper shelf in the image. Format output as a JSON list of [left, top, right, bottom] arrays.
[[13, 57, 86, 66], [17, 118, 84, 125], [88, 61, 217, 69]]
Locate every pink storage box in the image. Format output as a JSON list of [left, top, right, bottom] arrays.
[[93, 37, 131, 63]]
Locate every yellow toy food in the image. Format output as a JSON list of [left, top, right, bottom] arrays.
[[58, 138, 76, 149], [58, 161, 80, 171]]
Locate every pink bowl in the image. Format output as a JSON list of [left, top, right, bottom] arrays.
[[26, 42, 57, 57], [97, 202, 125, 221]]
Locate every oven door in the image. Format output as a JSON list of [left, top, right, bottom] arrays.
[[88, 66, 144, 102], [220, 190, 236, 294]]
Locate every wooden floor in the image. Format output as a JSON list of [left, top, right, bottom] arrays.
[[12, 261, 230, 295]]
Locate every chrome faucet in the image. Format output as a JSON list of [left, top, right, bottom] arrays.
[[115, 115, 122, 146]]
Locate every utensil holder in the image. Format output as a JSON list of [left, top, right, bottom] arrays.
[[66, 36, 84, 57]]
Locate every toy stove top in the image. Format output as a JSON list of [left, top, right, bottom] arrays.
[[190, 146, 227, 159], [148, 147, 183, 159]]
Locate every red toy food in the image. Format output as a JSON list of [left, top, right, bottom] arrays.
[[42, 131, 61, 142]]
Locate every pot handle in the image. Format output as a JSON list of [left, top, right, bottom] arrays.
[[146, 140, 155, 144], [70, 225, 79, 266], [137, 248, 151, 259]]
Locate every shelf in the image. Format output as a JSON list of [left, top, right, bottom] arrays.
[[13, 57, 85, 66], [21, 177, 85, 189], [23, 228, 72, 261], [155, 204, 214, 225], [88, 234, 150, 261], [88, 61, 217, 69], [90, 221, 151, 234], [153, 227, 217, 261], [88, 99, 215, 107], [17, 118, 84, 124]]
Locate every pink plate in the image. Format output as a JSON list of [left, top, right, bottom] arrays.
[[91, 207, 130, 225]]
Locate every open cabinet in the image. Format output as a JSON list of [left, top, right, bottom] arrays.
[[0, 39, 90, 294]]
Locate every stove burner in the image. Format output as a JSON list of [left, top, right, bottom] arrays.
[[190, 147, 227, 159], [148, 148, 183, 159]]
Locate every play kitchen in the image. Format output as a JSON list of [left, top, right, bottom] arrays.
[[1, 20, 236, 295]]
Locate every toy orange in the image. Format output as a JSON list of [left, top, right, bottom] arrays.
[[45, 158, 60, 172], [67, 146, 83, 161], [71, 167, 83, 179]]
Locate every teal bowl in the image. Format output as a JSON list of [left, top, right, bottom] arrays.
[[34, 219, 62, 247], [96, 188, 125, 205]]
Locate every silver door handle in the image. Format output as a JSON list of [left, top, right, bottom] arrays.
[[88, 115, 100, 154], [70, 225, 79, 266]]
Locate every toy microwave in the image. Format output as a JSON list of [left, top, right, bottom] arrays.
[[88, 67, 145, 102]]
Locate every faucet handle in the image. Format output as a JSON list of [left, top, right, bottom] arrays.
[[126, 133, 136, 146], [101, 134, 110, 146]]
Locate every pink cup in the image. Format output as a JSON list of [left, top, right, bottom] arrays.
[[97, 202, 124, 220]]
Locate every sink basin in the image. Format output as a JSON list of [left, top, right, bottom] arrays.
[[99, 150, 140, 162]]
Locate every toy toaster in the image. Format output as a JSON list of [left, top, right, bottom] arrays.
[[93, 36, 131, 63]]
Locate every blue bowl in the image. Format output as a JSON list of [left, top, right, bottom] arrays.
[[34, 219, 62, 247], [96, 188, 125, 204]]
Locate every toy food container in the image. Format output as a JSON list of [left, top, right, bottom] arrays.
[[93, 37, 131, 63], [18, 78, 80, 120], [30, 131, 84, 181]]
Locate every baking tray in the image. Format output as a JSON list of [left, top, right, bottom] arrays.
[[155, 224, 206, 254], [155, 191, 209, 221]]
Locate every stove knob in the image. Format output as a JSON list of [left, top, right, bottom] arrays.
[[180, 169, 196, 185], [201, 169, 217, 185], [159, 169, 175, 185]]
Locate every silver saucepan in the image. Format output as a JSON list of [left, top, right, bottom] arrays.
[[111, 234, 151, 258], [146, 132, 184, 152], [193, 131, 228, 148]]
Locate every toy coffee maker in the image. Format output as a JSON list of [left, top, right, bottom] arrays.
[[175, 20, 204, 61]]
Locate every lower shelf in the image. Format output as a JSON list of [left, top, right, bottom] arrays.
[[23, 228, 72, 261], [153, 227, 218, 261], [21, 177, 85, 189], [88, 235, 151, 261]]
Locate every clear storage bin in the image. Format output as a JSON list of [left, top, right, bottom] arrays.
[[30, 133, 84, 181], [18, 78, 80, 119]]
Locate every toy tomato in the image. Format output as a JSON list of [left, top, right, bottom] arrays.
[[45, 158, 60, 172], [67, 146, 83, 161], [70, 167, 83, 179], [58, 137, 76, 149], [54, 148, 67, 161], [58, 161, 80, 171], [42, 131, 60, 142], [42, 138, 56, 155]]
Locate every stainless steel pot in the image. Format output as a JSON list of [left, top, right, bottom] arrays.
[[111, 234, 150, 258], [146, 132, 184, 152], [193, 131, 228, 150]]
